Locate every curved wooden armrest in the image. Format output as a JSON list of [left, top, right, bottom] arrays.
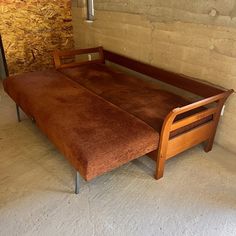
[[155, 89, 234, 179], [163, 89, 234, 134]]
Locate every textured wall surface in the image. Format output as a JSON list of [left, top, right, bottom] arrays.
[[0, 0, 74, 74], [72, 0, 236, 153]]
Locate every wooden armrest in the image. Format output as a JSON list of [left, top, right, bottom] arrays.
[[155, 89, 233, 179], [164, 90, 234, 133], [53, 46, 104, 69], [158, 89, 233, 159]]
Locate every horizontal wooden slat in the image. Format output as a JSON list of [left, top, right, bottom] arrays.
[[53, 46, 104, 69], [171, 107, 217, 131], [167, 121, 214, 159], [55, 47, 102, 56], [104, 50, 225, 97], [172, 92, 229, 115], [58, 59, 103, 69]]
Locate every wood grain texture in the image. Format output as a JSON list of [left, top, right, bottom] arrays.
[[167, 122, 214, 159], [155, 89, 233, 179], [170, 107, 217, 131]]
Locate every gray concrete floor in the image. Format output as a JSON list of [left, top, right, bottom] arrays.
[[0, 84, 236, 236]]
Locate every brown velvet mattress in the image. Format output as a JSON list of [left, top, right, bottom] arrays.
[[59, 63, 212, 137], [3, 70, 159, 180]]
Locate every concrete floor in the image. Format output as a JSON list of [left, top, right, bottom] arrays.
[[0, 84, 236, 236]]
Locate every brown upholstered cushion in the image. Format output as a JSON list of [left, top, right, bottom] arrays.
[[3, 70, 158, 180], [60, 63, 212, 137]]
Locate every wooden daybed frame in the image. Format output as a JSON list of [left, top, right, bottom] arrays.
[[3, 46, 233, 194], [53, 47, 233, 180]]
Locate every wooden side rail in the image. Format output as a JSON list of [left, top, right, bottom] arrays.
[[53, 46, 104, 69], [155, 89, 234, 179]]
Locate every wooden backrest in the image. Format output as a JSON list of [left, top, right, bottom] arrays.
[[53, 46, 104, 69], [103, 50, 225, 98]]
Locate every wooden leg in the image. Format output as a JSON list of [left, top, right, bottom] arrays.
[[204, 102, 225, 153], [204, 139, 214, 152], [204, 120, 219, 152], [155, 153, 166, 180], [155, 126, 170, 180]]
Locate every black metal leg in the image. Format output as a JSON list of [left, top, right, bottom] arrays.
[[16, 104, 21, 122], [75, 171, 80, 194]]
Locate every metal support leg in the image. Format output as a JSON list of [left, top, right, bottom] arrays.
[[75, 171, 80, 194], [16, 104, 21, 122]]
